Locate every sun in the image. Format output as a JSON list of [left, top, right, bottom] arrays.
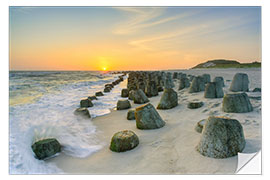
[[102, 67, 107, 71]]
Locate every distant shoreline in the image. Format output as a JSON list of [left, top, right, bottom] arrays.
[[190, 66, 261, 70], [192, 65, 261, 69], [9, 63, 261, 72], [191, 59, 261, 69]]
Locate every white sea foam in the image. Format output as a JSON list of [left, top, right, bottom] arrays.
[[9, 72, 126, 174]]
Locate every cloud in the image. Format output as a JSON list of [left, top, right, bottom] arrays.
[[128, 13, 258, 52], [128, 25, 203, 51], [113, 7, 189, 35]]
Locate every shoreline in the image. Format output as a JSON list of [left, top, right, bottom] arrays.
[[48, 69, 261, 174]]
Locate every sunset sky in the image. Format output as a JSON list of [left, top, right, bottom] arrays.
[[9, 7, 261, 71]]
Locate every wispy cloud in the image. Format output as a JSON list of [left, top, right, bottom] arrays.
[[113, 8, 207, 35], [113, 8, 164, 34], [128, 13, 258, 52], [112, 8, 193, 35], [128, 25, 203, 51]]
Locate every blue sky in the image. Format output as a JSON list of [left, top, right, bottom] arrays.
[[9, 7, 261, 70]]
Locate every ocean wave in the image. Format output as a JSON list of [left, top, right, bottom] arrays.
[[9, 72, 126, 174]]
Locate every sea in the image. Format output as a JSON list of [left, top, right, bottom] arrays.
[[9, 71, 126, 174]]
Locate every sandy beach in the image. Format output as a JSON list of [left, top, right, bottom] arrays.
[[48, 68, 261, 174], [8, 7, 262, 175]]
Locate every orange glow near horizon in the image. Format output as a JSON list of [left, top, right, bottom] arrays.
[[9, 7, 261, 71]]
